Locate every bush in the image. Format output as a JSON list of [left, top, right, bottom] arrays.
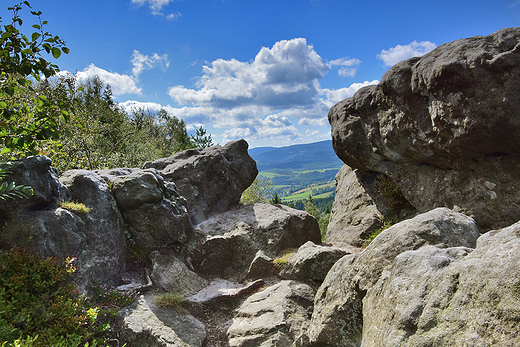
[[0, 248, 100, 346]]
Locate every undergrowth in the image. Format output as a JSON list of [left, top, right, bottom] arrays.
[[0, 247, 136, 346]]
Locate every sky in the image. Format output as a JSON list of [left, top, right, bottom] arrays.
[[1, 0, 518, 148]]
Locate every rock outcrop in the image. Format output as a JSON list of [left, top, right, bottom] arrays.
[[192, 202, 321, 281], [144, 140, 257, 224], [97, 168, 192, 250], [279, 241, 351, 286], [329, 27, 520, 232], [303, 208, 480, 346], [362, 221, 520, 346], [118, 294, 206, 347], [227, 280, 315, 347]]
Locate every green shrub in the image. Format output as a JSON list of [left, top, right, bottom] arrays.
[[0, 248, 103, 346], [89, 281, 138, 308]]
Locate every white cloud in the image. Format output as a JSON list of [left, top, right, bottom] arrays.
[[321, 80, 379, 105], [132, 0, 180, 18], [131, 50, 170, 77], [161, 38, 382, 146], [166, 12, 181, 20], [76, 64, 142, 96], [377, 41, 437, 67], [168, 38, 328, 109], [327, 57, 361, 77]]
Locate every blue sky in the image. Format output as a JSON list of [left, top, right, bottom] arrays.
[[2, 0, 518, 148]]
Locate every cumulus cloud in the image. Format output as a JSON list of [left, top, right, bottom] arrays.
[[76, 64, 142, 96], [321, 79, 379, 105], [168, 38, 328, 109], [327, 57, 361, 77], [377, 41, 437, 66], [132, 0, 180, 18], [162, 38, 381, 145], [131, 50, 170, 77]]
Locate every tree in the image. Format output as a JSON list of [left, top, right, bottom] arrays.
[[191, 126, 213, 149], [270, 191, 281, 204], [0, 1, 70, 160], [240, 176, 274, 205]]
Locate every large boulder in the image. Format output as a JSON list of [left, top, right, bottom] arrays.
[[149, 251, 208, 297], [0, 156, 67, 225], [144, 140, 257, 224], [118, 294, 206, 347], [97, 168, 192, 250], [362, 220, 520, 346], [329, 27, 520, 231], [192, 203, 321, 281], [227, 280, 315, 347], [303, 208, 480, 347], [0, 159, 126, 294], [279, 241, 351, 285], [59, 170, 127, 293]]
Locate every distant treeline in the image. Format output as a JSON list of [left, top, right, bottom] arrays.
[[285, 193, 335, 214], [271, 169, 339, 186]]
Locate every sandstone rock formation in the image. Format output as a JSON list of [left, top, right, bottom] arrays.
[[362, 220, 520, 346], [118, 294, 206, 347], [144, 140, 257, 224], [192, 202, 321, 281], [97, 168, 192, 250], [303, 208, 480, 346], [227, 280, 315, 347], [279, 241, 350, 285], [329, 27, 520, 232]]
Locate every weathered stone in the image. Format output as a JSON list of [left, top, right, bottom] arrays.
[[144, 140, 257, 224], [118, 294, 206, 347], [227, 280, 315, 347], [279, 241, 350, 285], [98, 168, 192, 250], [149, 251, 208, 297], [326, 165, 416, 247], [244, 250, 276, 280], [362, 246, 472, 347], [59, 170, 127, 293], [329, 27, 520, 231], [305, 208, 480, 346], [363, 220, 520, 346], [193, 203, 321, 281], [0, 156, 67, 225]]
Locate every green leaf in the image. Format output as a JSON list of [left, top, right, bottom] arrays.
[[31, 32, 41, 41], [51, 47, 61, 59], [32, 24, 41, 30], [61, 47, 70, 54], [0, 102, 7, 109]]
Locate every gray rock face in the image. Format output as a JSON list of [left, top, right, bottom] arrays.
[[305, 208, 480, 347], [244, 250, 276, 280], [98, 168, 192, 250], [118, 294, 206, 347], [0, 161, 126, 294], [326, 165, 382, 247], [280, 241, 350, 285], [329, 27, 520, 231], [227, 280, 315, 347], [144, 140, 257, 224], [362, 221, 520, 346], [0, 156, 67, 224], [193, 203, 321, 281], [59, 170, 127, 293], [149, 251, 208, 297]]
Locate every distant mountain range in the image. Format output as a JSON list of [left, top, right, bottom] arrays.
[[248, 140, 343, 172]]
